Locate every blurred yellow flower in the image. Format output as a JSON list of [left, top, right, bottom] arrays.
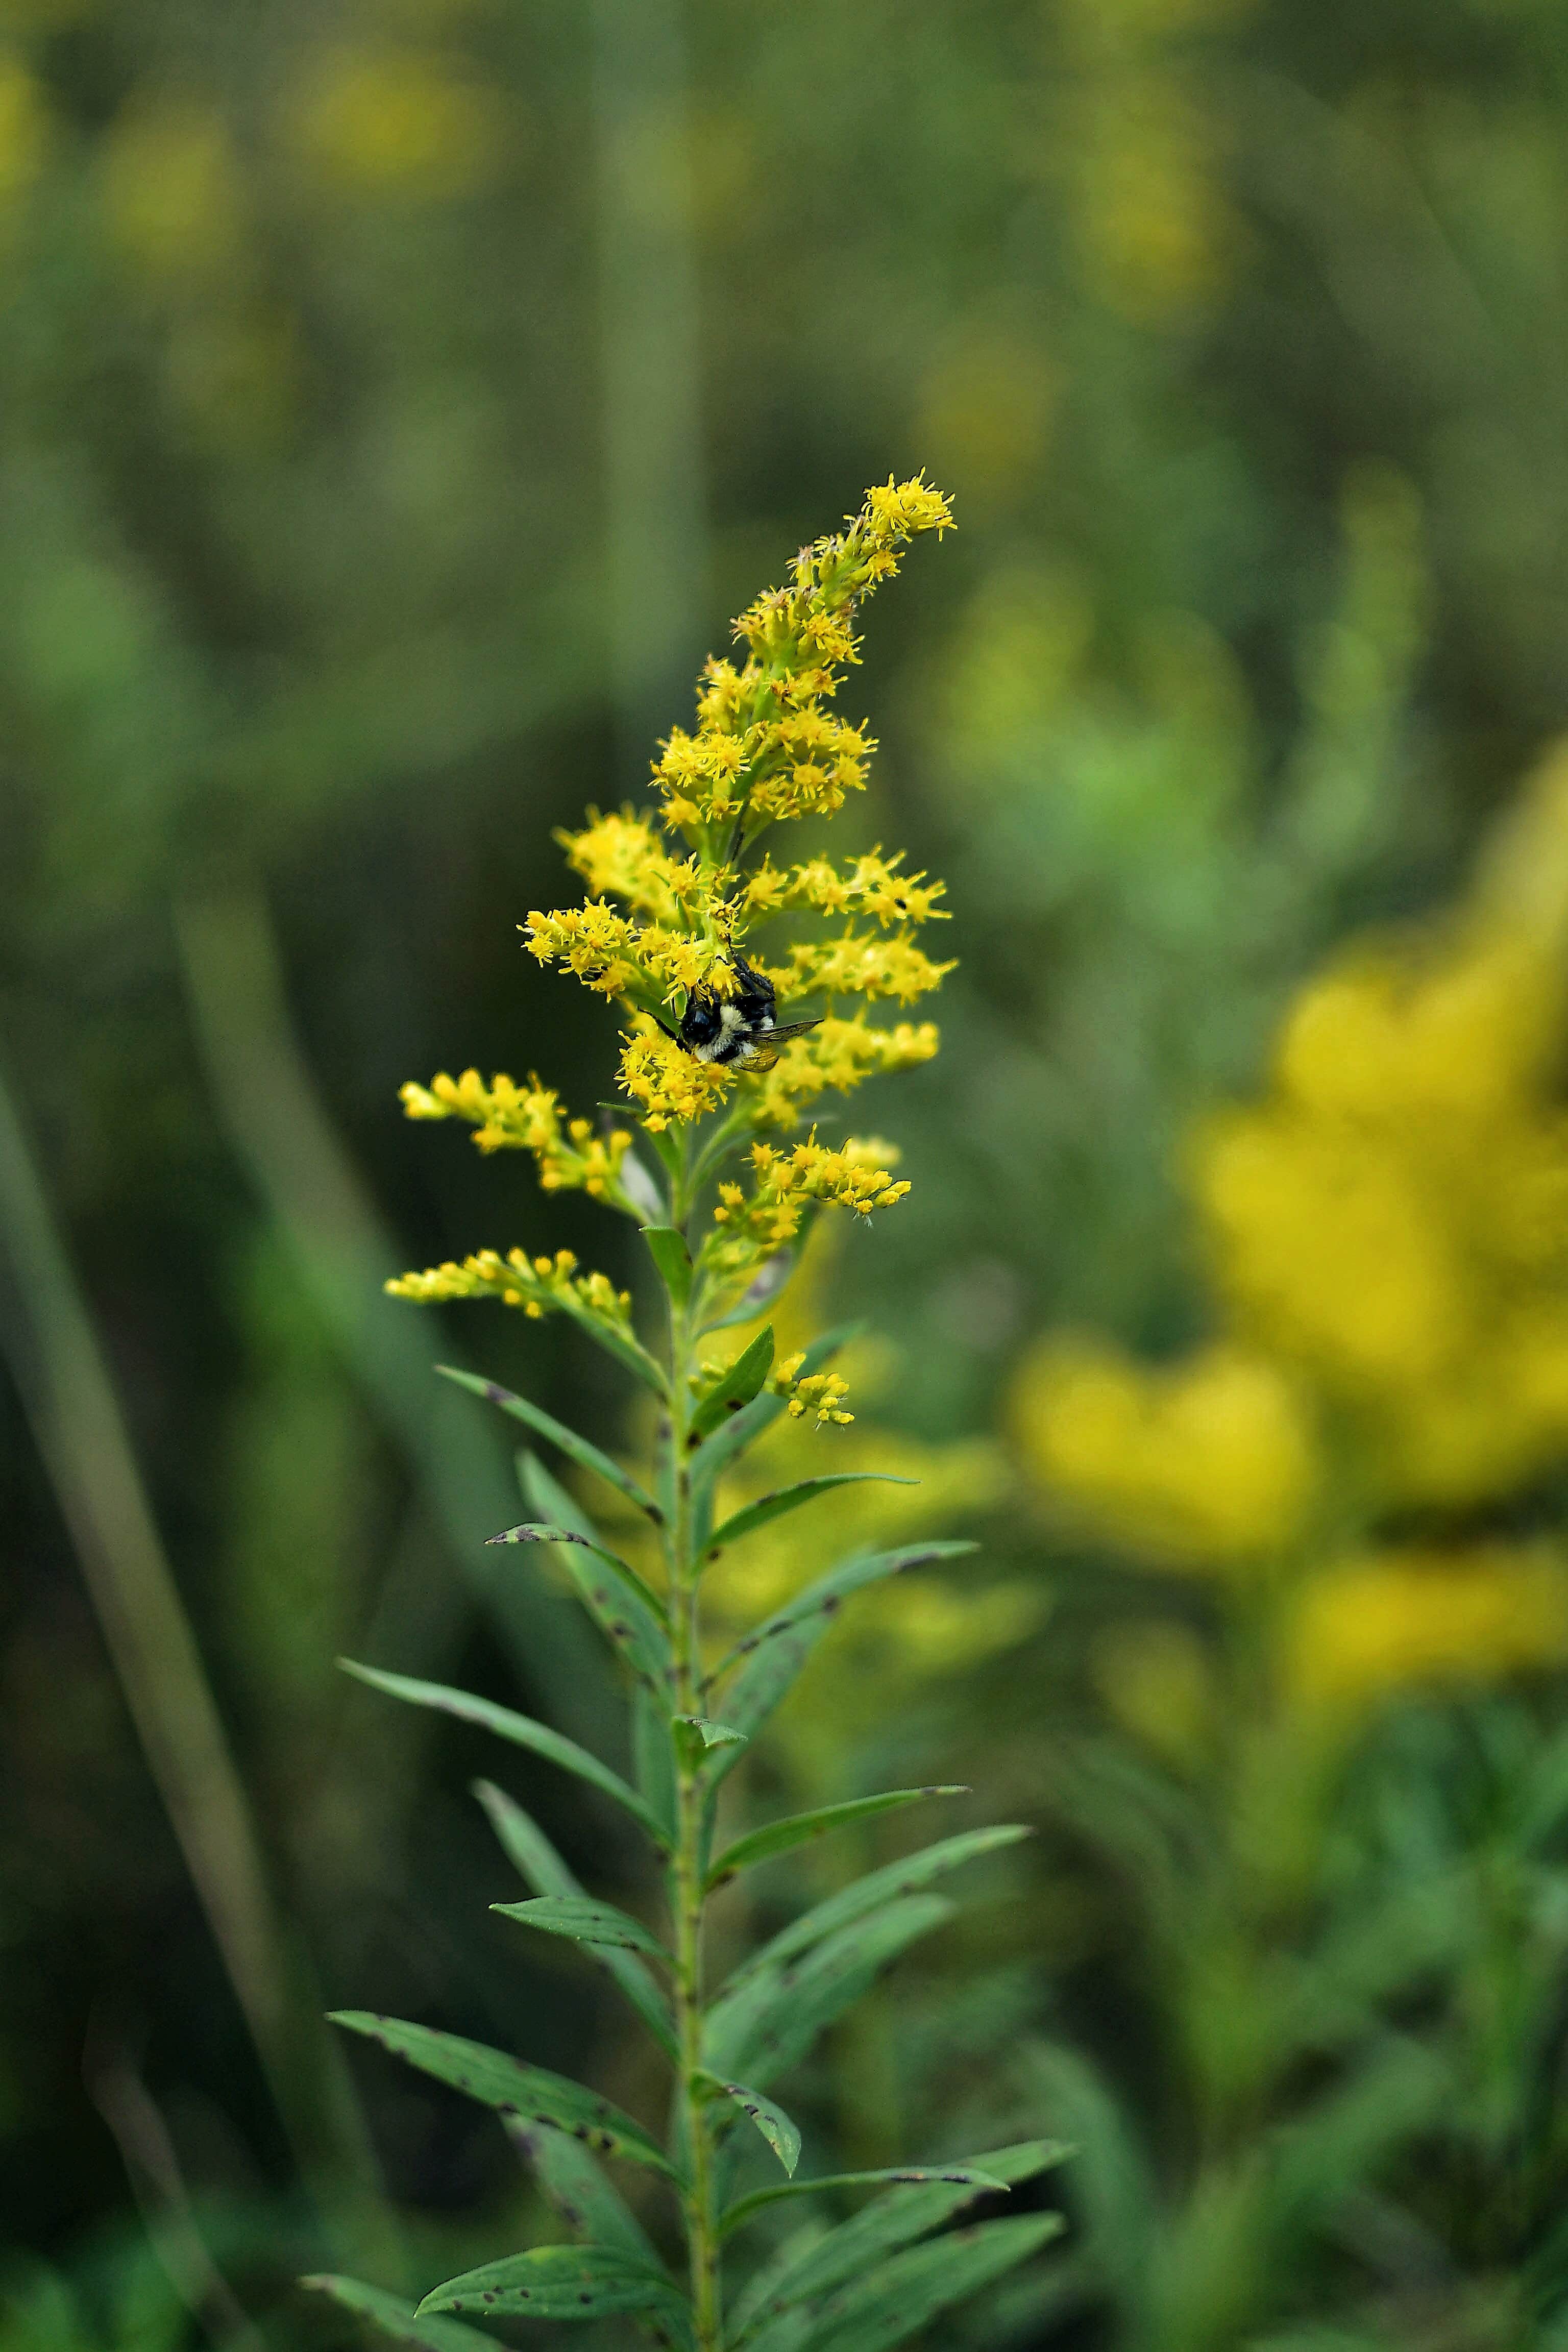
[[101, 97, 246, 278], [1284, 1547, 1568, 1712], [1013, 1337, 1320, 1567], [285, 45, 504, 199]]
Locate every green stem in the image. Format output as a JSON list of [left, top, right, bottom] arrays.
[[663, 1282, 722, 2350]]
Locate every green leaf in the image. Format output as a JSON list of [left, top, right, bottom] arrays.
[[757, 2215, 1063, 2352], [698, 2074, 800, 2175], [643, 1226, 694, 1306], [706, 1790, 967, 1891], [706, 1476, 916, 1558], [504, 2117, 663, 2268], [493, 1895, 670, 1962], [486, 1524, 671, 1692], [690, 1328, 776, 1441], [330, 2013, 678, 2176], [338, 1662, 667, 1847], [704, 1544, 976, 1766], [703, 1896, 953, 2086], [519, 1449, 599, 1542], [722, 1827, 1032, 1997], [417, 2246, 691, 2333], [728, 2142, 1068, 2338], [720, 2164, 1013, 2239], [437, 1365, 660, 1521], [633, 1685, 679, 1847], [302, 2277, 496, 2352], [473, 1780, 677, 2062], [674, 1715, 748, 1771]]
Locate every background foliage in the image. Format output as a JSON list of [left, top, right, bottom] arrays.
[[8, 1, 1568, 2346]]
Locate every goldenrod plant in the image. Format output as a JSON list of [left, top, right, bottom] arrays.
[[302, 483, 1065, 2352], [1007, 745, 1568, 2349]]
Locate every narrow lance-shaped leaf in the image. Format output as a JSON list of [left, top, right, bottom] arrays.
[[302, 2276, 497, 2352], [776, 2215, 1064, 2352], [696, 2073, 800, 2176], [493, 1894, 671, 1962], [720, 2163, 1014, 2240], [417, 2246, 691, 2332], [503, 2117, 664, 2270], [689, 1327, 775, 1442], [704, 1543, 977, 1772], [338, 1661, 668, 1848], [438, 1364, 662, 1521], [703, 1896, 954, 2086], [486, 1524, 671, 1692], [519, 1447, 600, 1541], [642, 1225, 693, 1308], [329, 2013, 679, 2177], [728, 2141, 1069, 2342], [700, 1248, 793, 1333], [722, 1826, 1032, 1996], [474, 1780, 677, 2062], [707, 1789, 968, 1891], [705, 1475, 917, 1559]]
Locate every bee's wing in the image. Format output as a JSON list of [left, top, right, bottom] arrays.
[[745, 1018, 822, 1071]]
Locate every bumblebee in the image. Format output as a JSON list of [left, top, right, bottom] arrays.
[[658, 953, 821, 1069]]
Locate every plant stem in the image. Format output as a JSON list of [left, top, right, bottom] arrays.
[[664, 1282, 722, 2350]]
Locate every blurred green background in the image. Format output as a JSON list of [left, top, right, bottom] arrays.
[[11, 1, 1568, 2346]]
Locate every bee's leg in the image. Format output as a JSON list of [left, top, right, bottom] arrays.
[[652, 1014, 682, 1045]]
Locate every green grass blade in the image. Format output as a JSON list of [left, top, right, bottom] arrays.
[[728, 2143, 1069, 2340], [690, 1328, 776, 1440], [721, 1827, 1032, 1996], [301, 2277, 496, 2352], [330, 2014, 678, 2177], [492, 1894, 670, 1962], [705, 1476, 916, 1558], [486, 1524, 671, 1691], [438, 1365, 662, 1521], [339, 1662, 667, 1845], [473, 1780, 678, 2060], [418, 2246, 691, 2331], [703, 1897, 953, 2086], [706, 1790, 967, 1891]]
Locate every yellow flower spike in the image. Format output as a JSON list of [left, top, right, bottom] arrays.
[[397, 1068, 634, 1203], [385, 1246, 634, 1331]]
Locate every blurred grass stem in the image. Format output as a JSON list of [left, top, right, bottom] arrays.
[[0, 1050, 397, 2274]]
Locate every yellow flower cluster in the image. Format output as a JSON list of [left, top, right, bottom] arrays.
[[1013, 740, 1568, 1716], [1014, 1340, 1320, 1567], [618, 1023, 735, 1134], [771, 1352, 854, 1428], [749, 1018, 940, 1131], [394, 483, 953, 1339], [741, 849, 948, 928], [1283, 1546, 1568, 1713], [706, 1138, 910, 1285], [399, 1070, 632, 1198], [655, 476, 951, 842], [386, 1246, 631, 1328]]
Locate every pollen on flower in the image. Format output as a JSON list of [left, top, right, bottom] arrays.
[[618, 1024, 734, 1132]]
